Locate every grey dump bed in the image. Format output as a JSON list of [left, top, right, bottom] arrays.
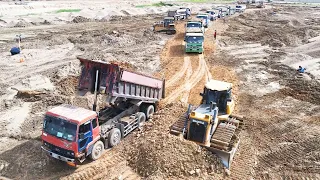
[[77, 57, 165, 103], [186, 27, 203, 33]]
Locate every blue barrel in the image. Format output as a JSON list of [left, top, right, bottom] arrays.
[[10, 47, 20, 55]]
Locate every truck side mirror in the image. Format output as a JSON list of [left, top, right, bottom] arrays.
[[79, 133, 85, 140], [227, 98, 232, 102], [200, 93, 204, 96]]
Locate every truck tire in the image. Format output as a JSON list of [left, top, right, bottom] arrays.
[[144, 105, 155, 119], [89, 140, 104, 160], [108, 128, 121, 147], [137, 112, 146, 127]]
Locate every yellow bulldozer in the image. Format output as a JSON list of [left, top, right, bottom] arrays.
[[170, 80, 244, 169]]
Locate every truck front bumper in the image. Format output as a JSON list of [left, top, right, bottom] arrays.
[[185, 48, 203, 53], [41, 146, 75, 163]]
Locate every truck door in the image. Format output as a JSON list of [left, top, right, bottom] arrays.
[[91, 118, 100, 139], [78, 121, 93, 153]]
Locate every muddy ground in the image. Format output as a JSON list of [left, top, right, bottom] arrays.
[[0, 2, 320, 180]]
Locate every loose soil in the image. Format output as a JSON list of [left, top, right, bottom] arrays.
[[0, 2, 320, 180]]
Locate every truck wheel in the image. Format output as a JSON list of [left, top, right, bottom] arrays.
[[108, 128, 121, 147], [144, 105, 155, 119], [89, 140, 104, 160], [137, 112, 146, 127]]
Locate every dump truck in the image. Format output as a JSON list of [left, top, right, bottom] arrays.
[[167, 8, 191, 20], [184, 32, 204, 54], [41, 57, 165, 166], [170, 80, 244, 169], [153, 17, 176, 35], [222, 6, 230, 16], [235, 5, 246, 12], [196, 13, 210, 28], [206, 10, 219, 21], [186, 21, 205, 34]]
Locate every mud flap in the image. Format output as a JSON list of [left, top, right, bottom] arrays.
[[206, 139, 240, 169]]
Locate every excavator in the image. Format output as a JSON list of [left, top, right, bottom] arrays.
[[170, 80, 244, 169]]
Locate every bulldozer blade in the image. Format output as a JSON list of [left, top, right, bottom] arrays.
[[206, 138, 240, 169]]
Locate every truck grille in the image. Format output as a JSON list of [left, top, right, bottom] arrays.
[[43, 141, 75, 158]]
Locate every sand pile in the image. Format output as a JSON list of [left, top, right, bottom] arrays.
[[128, 134, 224, 178], [72, 16, 91, 23], [121, 103, 224, 179], [102, 29, 161, 47]]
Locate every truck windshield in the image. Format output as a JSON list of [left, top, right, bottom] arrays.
[[187, 23, 201, 28], [196, 16, 207, 19], [43, 115, 77, 142], [186, 36, 204, 43]]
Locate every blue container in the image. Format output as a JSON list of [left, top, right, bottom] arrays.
[[10, 47, 20, 55]]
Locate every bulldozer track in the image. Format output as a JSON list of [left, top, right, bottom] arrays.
[[257, 137, 320, 173], [61, 151, 140, 180], [257, 172, 320, 180], [92, 160, 140, 180], [228, 132, 256, 180]]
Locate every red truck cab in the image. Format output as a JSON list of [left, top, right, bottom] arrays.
[[41, 104, 100, 166], [41, 57, 165, 166]]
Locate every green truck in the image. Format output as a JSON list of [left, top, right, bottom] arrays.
[[185, 32, 204, 54]]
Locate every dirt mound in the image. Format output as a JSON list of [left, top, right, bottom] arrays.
[[72, 16, 91, 23], [55, 76, 78, 96], [13, 19, 32, 27], [226, 8, 318, 47], [129, 134, 224, 178], [121, 103, 224, 179]]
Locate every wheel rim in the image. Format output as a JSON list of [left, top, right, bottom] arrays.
[[148, 107, 154, 117], [94, 144, 102, 157], [140, 114, 146, 126], [113, 132, 120, 145]]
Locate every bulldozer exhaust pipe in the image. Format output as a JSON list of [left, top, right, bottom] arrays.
[[210, 102, 217, 112]]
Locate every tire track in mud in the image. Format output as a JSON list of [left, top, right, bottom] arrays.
[[166, 56, 191, 88], [180, 56, 193, 103], [164, 54, 206, 104], [60, 151, 140, 180]]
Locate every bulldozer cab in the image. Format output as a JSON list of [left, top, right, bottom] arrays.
[[200, 80, 234, 119], [163, 17, 174, 27]]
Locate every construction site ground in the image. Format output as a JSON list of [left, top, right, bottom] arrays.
[[0, 1, 320, 179]]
